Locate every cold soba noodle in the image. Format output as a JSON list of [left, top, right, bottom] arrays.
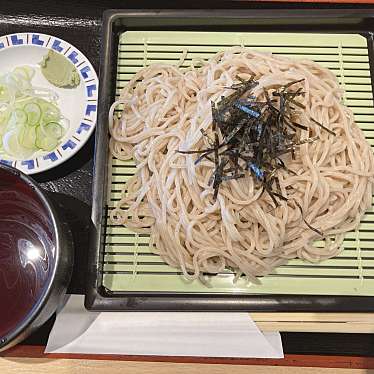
[[109, 48, 374, 282]]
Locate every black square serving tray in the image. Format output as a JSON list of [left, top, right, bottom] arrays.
[[86, 8, 374, 312]]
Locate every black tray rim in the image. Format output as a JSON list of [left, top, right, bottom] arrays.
[[86, 8, 374, 312]]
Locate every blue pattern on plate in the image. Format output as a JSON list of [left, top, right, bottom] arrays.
[[62, 140, 77, 150], [80, 66, 91, 79], [32, 34, 44, 46], [11, 35, 23, 45], [85, 104, 97, 116], [0, 159, 12, 166], [77, 122, 91, 134], [52, 39, 63, 52], [0, 43, 4, 49], [68, 51, 79, 64], [43, 152, 58, 162], [21, 160, 35, 170], [86, 84, 97, 97]]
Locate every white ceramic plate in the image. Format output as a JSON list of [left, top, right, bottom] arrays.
[[0, 32, 98, 174]]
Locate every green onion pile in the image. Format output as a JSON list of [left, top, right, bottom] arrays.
[[0, 66, 68, 159]]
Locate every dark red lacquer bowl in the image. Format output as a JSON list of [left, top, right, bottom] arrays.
[[0, 164, 73, 351]]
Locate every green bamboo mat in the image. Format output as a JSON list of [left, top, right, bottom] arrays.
[[104, 31, 374, 296]]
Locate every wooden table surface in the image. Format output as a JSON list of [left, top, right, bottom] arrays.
[[2, 346, 374, 373], [1, 359, 373, 374], [1, 358, 374, 374]]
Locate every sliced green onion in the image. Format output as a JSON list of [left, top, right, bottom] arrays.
[[0, 66, 68, 159], [35, 126, 58, 151], [40, 122, 63, 139], [3, 129, 34, 158], [13, 66, 35, 81], [24, 102, 42, 126], [40, 101, 60, 123], [19, 125, 37, 149], [13, 109, 27, 125]]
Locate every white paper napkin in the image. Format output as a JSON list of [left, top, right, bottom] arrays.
[[45, 295, 283, 358]]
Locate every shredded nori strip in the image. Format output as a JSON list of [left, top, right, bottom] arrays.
[[178, 77, 335, 225], [310, 117, 336, 136], [294, 200, 323, 236]]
